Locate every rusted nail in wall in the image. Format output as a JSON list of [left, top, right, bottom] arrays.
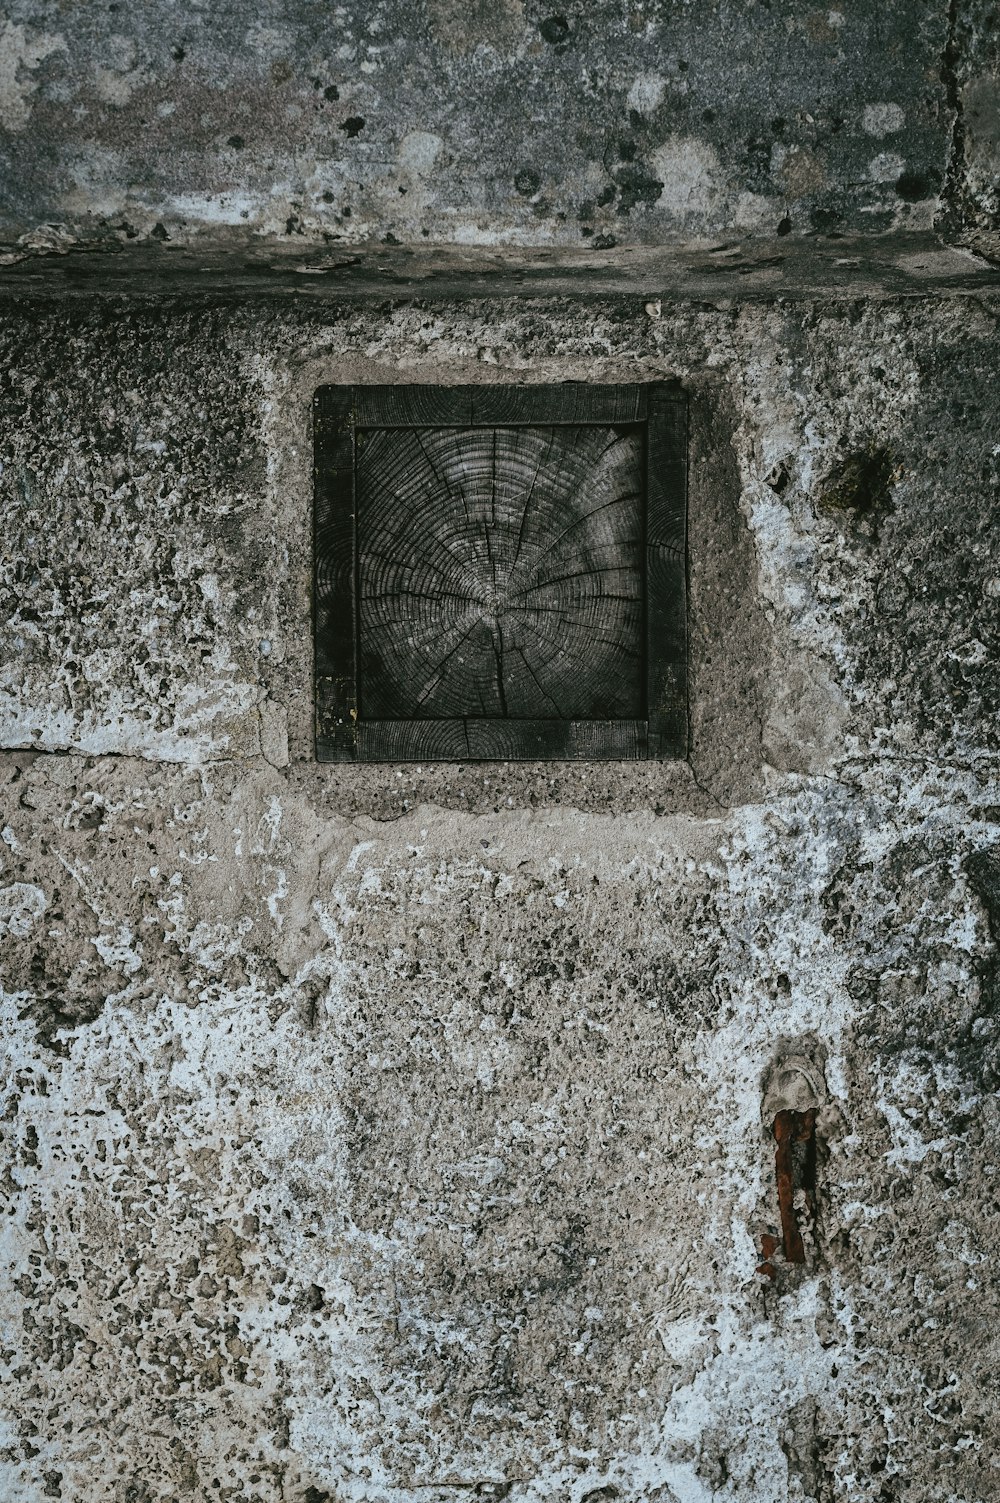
[[756, 1232, 780, 1280], [773, 1106, 818, 1265], [760, 1044, 828, 1275]]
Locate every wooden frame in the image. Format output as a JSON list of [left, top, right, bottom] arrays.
[[313, 382, 687, 762]]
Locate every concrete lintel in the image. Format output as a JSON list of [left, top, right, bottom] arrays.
[[0, 231, 997, 304]]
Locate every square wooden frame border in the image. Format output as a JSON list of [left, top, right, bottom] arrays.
[[313, 382, 687, 762]]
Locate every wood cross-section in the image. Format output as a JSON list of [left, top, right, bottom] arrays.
[[356, 424, 644, 721], [313, 382, 687, 763]]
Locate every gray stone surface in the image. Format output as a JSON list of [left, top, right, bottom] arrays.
[[940, 0, 1000, 239], [0, 0, 960, 251], [4, 0, 1000, 1497], [1, 277, 1000, 1500]]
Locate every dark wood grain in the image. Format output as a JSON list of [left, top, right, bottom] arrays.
[[356, 424, 643, 720], [354, 386, 475, 427], [313, 389, 357, 754], [313, 383, 688, 764], [468, 385, 646, 426], [351, 383, 648, 428], [646, 390, 688, 755], [358, 718, 647, 762], [316, 674, 358, 759]]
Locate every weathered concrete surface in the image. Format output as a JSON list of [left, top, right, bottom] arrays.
[[0, 0, 959, 251], [0, 233, 996, 300], [1, 280, 999, 1501], [940, 0, 1000, 241], [3, 0, 1000, 1495]]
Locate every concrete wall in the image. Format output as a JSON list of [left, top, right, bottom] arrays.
[[3, 2, 1000, 1501], [3, 280, 1000, 1501], [0, 0, 966, 250]]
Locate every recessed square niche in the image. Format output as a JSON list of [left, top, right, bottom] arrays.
[[313, 383, 686, 762]]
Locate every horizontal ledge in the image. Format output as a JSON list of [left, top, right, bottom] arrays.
[[0, 233, 996, 304]]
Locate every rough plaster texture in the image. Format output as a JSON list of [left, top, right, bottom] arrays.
[[942, 0, 1000, 243], [1, 281, 1000, 1503], [4, 0, 1000, 1497], [0, 0, 964, 252]]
